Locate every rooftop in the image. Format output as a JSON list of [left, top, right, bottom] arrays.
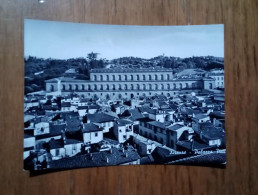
[[48, 139, 64, 150], [65, 138, 83, 145], [177, 140, 212, 150], [148, 121, 166, 129], [116, 119, 133, 126], [201, 128, 225, 140], [194, 114, 209, 120], [167, 124, 184, 131], [82, 123, 102, 133], [90, 67, 173, 73], [86, 113, 116, 123], [45, 77, 87, 83], [48, 146, 140, 169], [120, 109, 145, 121]]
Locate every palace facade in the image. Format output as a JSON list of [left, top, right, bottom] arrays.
[[45, 68, 216, 99]]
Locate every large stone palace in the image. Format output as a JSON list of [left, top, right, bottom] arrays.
[[45, 68, 217, 99]]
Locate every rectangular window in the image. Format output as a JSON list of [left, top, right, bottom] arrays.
[[95, 132, 98, 137]]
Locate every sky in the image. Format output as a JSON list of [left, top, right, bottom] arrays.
[[24, 19, 224, 60]]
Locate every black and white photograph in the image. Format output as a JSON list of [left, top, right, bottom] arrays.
[[24, 19, 225, 171]]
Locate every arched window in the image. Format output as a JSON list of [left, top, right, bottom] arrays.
[[112, 75, 115, 81], [106, 94, 110, 100], [149, 75, 152, 80], [112, 84, 115, 90], [186, 83, 189, 88], [50, 85, 54, 91], [125, 75, 127, 81], [118, 84, 122, 90], [167, 74, 170, 80], [94, 75, 97, 81], [161, 75, 164, 80], [143, 75, 146, 81], [118, 75, 121, 81], [137, 75, 140, 81], [88, 85, 91, 90], [167, 84, 170, 90], [93, 94, 98, 99], [62, 85, 65, 90], [131, 84, 134, 90], [173, 83, 176, 89], [149, 84, 152, 90], [106, 84, 109, 90], [209, 83, 212, 89], [100, 75, 103, 81], [75, 84, 79, 90], [142, 84, 146, 90], [161, 84, 164, 90], [106, 75, 109, 81], [192, 83, 195, 88], [124, 84, 128, 90], [136, 84, 140, 90], [155, 84, 158, 90], [100, 85, 103, 90], [179, 83, 182, 89], [82, 85, 85, 90], [69, 84, 72, 90], [94, 84, 97, 90], [130, 75, 133, 81], [155, 75, 158, 80]]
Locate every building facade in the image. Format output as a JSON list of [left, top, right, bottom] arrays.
[[45, 68, 216, 99], [206, 69, 225, 88]]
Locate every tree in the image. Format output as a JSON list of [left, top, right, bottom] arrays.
[[87, 52, 99, 61]]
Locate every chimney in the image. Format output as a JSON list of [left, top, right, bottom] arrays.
[[191, 139, 194, 151], [61, 130, 66, 144], [213, 118, 216, 125]]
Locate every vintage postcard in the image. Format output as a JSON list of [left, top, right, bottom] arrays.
[[24, 20, 225, 171]]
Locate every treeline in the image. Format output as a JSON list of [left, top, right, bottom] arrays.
[[24, 53, 106, 94], [111, 56, 224, 72]]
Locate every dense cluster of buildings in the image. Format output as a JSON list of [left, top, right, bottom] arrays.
[[24, 68, 226, 170]]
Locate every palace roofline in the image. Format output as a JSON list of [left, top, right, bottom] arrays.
[[90, 68, 173, 73], [45, 77, 213, 83]]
